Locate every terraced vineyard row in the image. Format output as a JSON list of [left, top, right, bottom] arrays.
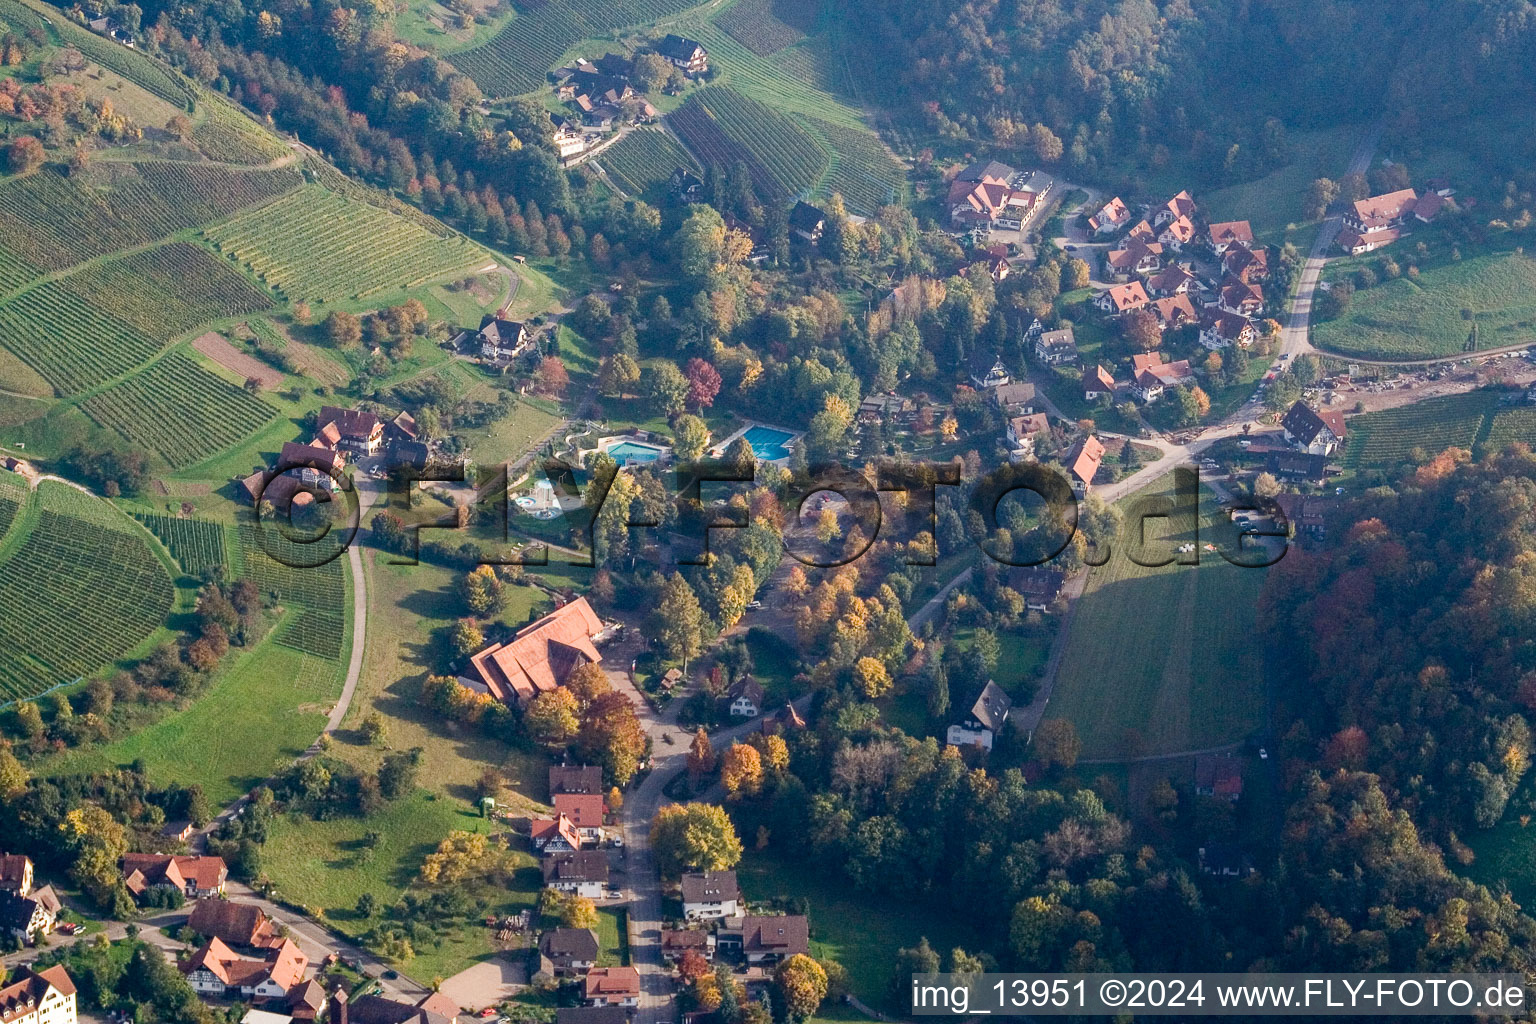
[[0, 164, 301, 278], [600, 130, 699, 195], [63, 243, 273, 338], [449, 0, 707, 96], [134, 513, 229, 579], [82, 353, 277, 469], [205, 186, 483, 302], [714, 0, 805, 55], [236, 524, 346, 659], [0, 282, 165, 393], [799, 115, 905, 214], [669, 87, 829, 200], [0, 506, 173, 702], [1345, 391, 1500, 467]]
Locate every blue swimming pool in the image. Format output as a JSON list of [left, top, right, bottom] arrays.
[[742, 425, 797, 461], [605, 440, 665, 467]]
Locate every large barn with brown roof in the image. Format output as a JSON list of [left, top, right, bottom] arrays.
[[469, 598, 606, 706]]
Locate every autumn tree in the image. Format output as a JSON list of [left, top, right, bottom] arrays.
[[1121, 308, 1161, 351], [687, 728, 716, 783], [559, 892, 599, 929], [60, 804, 131, 915], [526, 687, 581, 747], [683, 357, 722, 410], [536, 356, 570, 397], [775, 954, 829, 1020], [651, 802, 743, 876], [578, 691, 648, 786], [673, 414, 711, 463], [6, 135, 43, 174], [325, 310, 363, 349], [452, 618, 484, 658], [459, 565, 505, 615], [748, 732, 789, 773], [0, 742, 27, 801], [721, 742, 763, 798], [655, 574, 706, 670], [599, 353, 641, 398], [420, 830, 509, 884], [854, 657, 892, 699], [1032, 718, 1081, 770], [646, 362, 689, 416]]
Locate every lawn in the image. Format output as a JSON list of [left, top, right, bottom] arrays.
[[1466, 805, 1536, 914], [42, 634, 345, 807], [1201, 124, 1360, 248], [743, 627, 800, 705], [1312, 248, 1536, 360], [736, 849, 971, 1014], [595, 907, 629, 966], [1045, 479, 1268, 760]]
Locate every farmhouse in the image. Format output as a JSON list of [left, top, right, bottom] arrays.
[[387, 410, 418, 442], [655, 34, 708, 74], [1033, 327, 1078, 365], [539, 927, 600, 977], [188, 900, 277, 949], [183, 937, 308, 1000], [1009, 567, 1066, 612], [1267, 449, 1334, 484], [948, 173, 1033, 230], [1280, 400, 1346, 456], [681, 870, 741, 921], [968, 350, 1012, 390], [315, 406, 383, 455], [1345, 189, 1418, 233], [1194, 754, 1243, 801], [553, 793, 605, 841], [477, 315, 529, 361], [583, 967, 641, 1007], [992, 381, 1037, 414], [542, 851, 610, 898], [469, 597, 606, 706], [716, 915, 810, 965], [1095, 281, 1150, 315], [788, 202, 826, 244], [530, 814, 584, 853], [0, 966, 77, 1024], [0, 884, 59, 943], [1413, 191, 1446, 222], [1062, 435, 1105, 497], [122, 854, 227, 899], [1087, 196, 1131, 235], [550, 764, 604, 796], [1337, 227, 1401, 255], [1082, 364, 1117, 401], [0, 854, 33, 894], [945, 679, 1012, 750], [727, 676, 764, 717], [1199, 311, 1257, 350], [1205, 220, 1253, 253]]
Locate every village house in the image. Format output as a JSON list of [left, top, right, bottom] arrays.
[[1104, 240, 1163, 280], [1194, 754, 1244, 801], [760, 703, 807, 735], [0, 966, 76, 1024], [469, 597, 607, 707], [1413, 191, 1446, 223], [660, 928, 713, 963], [530, 814, 584, 853], [858, 393, 916, 424], [1033, 327, 1078, 366], [542, 851, 610, 898], [1130, 353, 1194, 403], [1087, 196, 1131, 235], [183, 937, 308, 1000], [477, 315, 529, 362], [315, 406, 383, 455], [0, 884, 59, 943], [0, 854, 33, 894], [948, 165, 1034, 231], [681, 870, 740, 921], [1009, 567, 1066, 613], [655, 33, 708, 74], [540, 927, 600, 977], [727, 676, 763, 718], [788, 201, 826, 244], [968, 350, 1012, 390], [583, 967, 641, 1007], [122, 854, 227, 900], [1125, 219, 1155, 243], [1337, 227, 1401, 255], [670, 168, 704, 203], [1345, 189, 1418, 234], [1146, 264, 1199, 298], [1094, 281, 1150, 315], [339, 990, 459, 1024], [551, 116, 587, 160], [1157, 215, 1197, 251], [1280, 401, 1346, 456], [1267, 449, 1334, 485], [1223, 245, 1269, 283], [553, 793, 605, 842], [1151, 294, 1200, 331], [1216, 278, 1265, 317], [1082, 364, 1117, 402], [1199, 311, 1258, 350], [188, 900, 278, 949], [717, 915, 810, 965], [550, 764, 604, 797], [1272, 492, 1332, 539], [1154, 189, 1197, 227], [1006, 413, 1050, 459], [991, 381, 1037, 415], [1062, 434, 1105, 497], [945, 679, 1012, 750], [1205, 220, 1253, 253]]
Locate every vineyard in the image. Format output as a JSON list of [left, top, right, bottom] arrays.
[[0, 488, 19, 544], [0, 497, 174, 702], [669, 87, 829, 199], [81, 353, 278, 469], [49, 9, 197, 109], [714, 0, 805, 55], [1482, 406, 1536, 452], [0, 282, 166, 393], [600, 130, 700, 195], [134, 514, 229, 579], [1345, 391, 1500, 467], [448, 0, 705, 96], [0, 164, 302, 282], [205, 185, 484, 302], [799, 115, 905, 213], [193, 105, 292, 165], [64, 243, 274, 337], [681, 21, 863, 128], [235, 524, 346, 660]]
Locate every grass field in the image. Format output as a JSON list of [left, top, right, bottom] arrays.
[[1045, 479, 1268, 760], [737, 849, 970, 1012], [41, 637, 344, 807], [205, 185, 486, 303], [1200, 124, 1359, 247], [595, 907, 629, 966], [1343, 390, 1502, 468], [1313, 249, 1536, 360], [0, 483, 173, 702]]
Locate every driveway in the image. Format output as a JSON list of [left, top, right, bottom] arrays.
[[439, 959, 528, 1009]]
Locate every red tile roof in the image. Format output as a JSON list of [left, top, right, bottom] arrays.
[[553, 793, 604, 829], [584, 967, 641, 1000], [471, 598, 605, 704], [1207, 220, 1254, 246]]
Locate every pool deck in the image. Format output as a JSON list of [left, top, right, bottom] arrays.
[[711, 422, 804, 465]]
